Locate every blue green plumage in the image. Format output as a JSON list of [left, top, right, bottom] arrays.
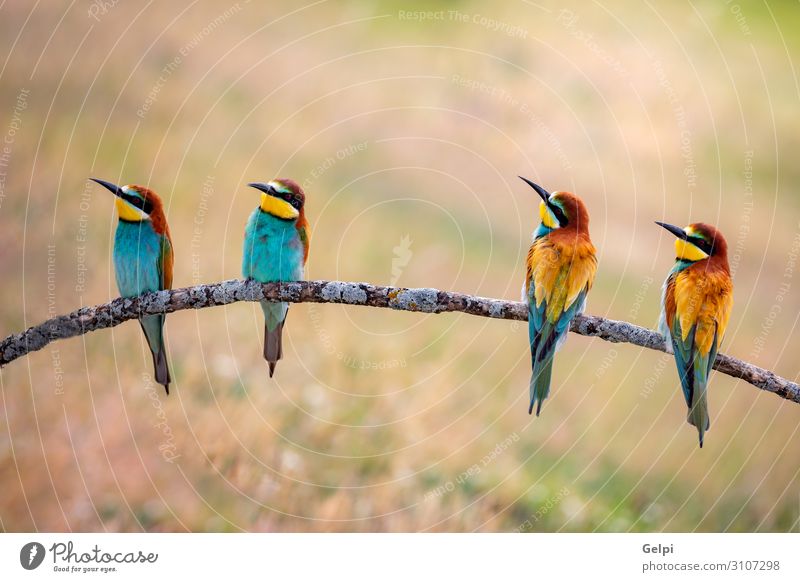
[[661, 263, 713, 447], [522, 185, 597, 417], [242, 207, 305, 377], [668, 320, 713, 447], [527, 284, 587, 415], [114, 219, 172, 392]]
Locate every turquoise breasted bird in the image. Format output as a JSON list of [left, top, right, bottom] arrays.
[[521, 177, 597, 416], [242, 179, 310, 377], [657, 221, 733, 447], [91, 178, 174, 394]]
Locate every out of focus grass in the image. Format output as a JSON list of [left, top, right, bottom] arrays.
[[0, 1, 798, 532]]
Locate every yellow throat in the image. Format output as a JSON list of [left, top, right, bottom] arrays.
[[260, 192, 299, 220], [115, 197, 147, 222], [539, 200, 558, 229], [674, 233, 709, 262]]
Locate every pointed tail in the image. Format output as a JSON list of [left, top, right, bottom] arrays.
[[262, 301, 288, 378], [688, 355, 712, 447], [529, 355, 554, 416], [528, 308, 572, 416], [152, 345, 171, 394], [140, 315, 171, 394], [264, 322, 284, 378]]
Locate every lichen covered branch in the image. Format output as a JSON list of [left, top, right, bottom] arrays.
[[1, 279, 797, 403]]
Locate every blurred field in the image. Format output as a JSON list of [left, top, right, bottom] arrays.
[[1, 0, 799, 532]]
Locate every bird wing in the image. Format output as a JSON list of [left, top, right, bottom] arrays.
[[296, 215, 311, 266], [242, 208, 258, 280], [673, 266, 733, 352], [669, 312, 697, 409], [667, 265, 733, 412], [527, 236, 596, 357], [528, 236, 596, 316], [158, 232, 174, 290], [529, 286, 588, 362], [658, 274, 677, 350]]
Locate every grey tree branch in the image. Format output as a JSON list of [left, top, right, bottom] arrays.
[[1, 279, 797, 404]]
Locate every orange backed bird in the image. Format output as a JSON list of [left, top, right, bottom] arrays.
[[91, 178, 174, 394], [657, 222, 733, 447], [521, 177, 597, 415], [242, 179, 310, 377]]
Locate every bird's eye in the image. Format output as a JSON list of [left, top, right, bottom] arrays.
[[689, 236, 713, 255], [124, 194, 145, 210], [552, 205, 568, 226]]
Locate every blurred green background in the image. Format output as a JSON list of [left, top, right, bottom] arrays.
[[1, 0, 798, 532]]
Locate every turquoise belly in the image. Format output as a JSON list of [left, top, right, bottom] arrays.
[[114, 220, 163, 297], [242, 208, 304, 282]]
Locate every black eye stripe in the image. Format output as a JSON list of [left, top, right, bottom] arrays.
[[689, 236, 714, 254], [123, 194, 143, 209], [272, 190, 293, 202], [122, 193, 152, 214], [550, 204, 568, 225], [267, 188, 302, 210], [281, 193, 301, 209]]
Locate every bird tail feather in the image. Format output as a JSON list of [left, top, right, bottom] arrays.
[[152, 345, 171, 394], [529, 355, 554, 416], [140, 315, 170, 395], [688, 352, 712, 448], [262, 301, 288, 378]]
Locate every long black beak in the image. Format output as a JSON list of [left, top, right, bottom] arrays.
[[655, 221, 689, 241], [90, 178, 124, 198], [248, 182, 274, 196], [519, 176, 550, 204]]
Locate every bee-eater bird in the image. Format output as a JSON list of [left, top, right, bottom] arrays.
[[91, 178, 174, 394], [656, 221, 733, 447], [242, 179, 310, 377], [520, 177, 597, 416]]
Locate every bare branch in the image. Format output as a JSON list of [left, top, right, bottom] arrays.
[[1, 279, 797, 403]]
